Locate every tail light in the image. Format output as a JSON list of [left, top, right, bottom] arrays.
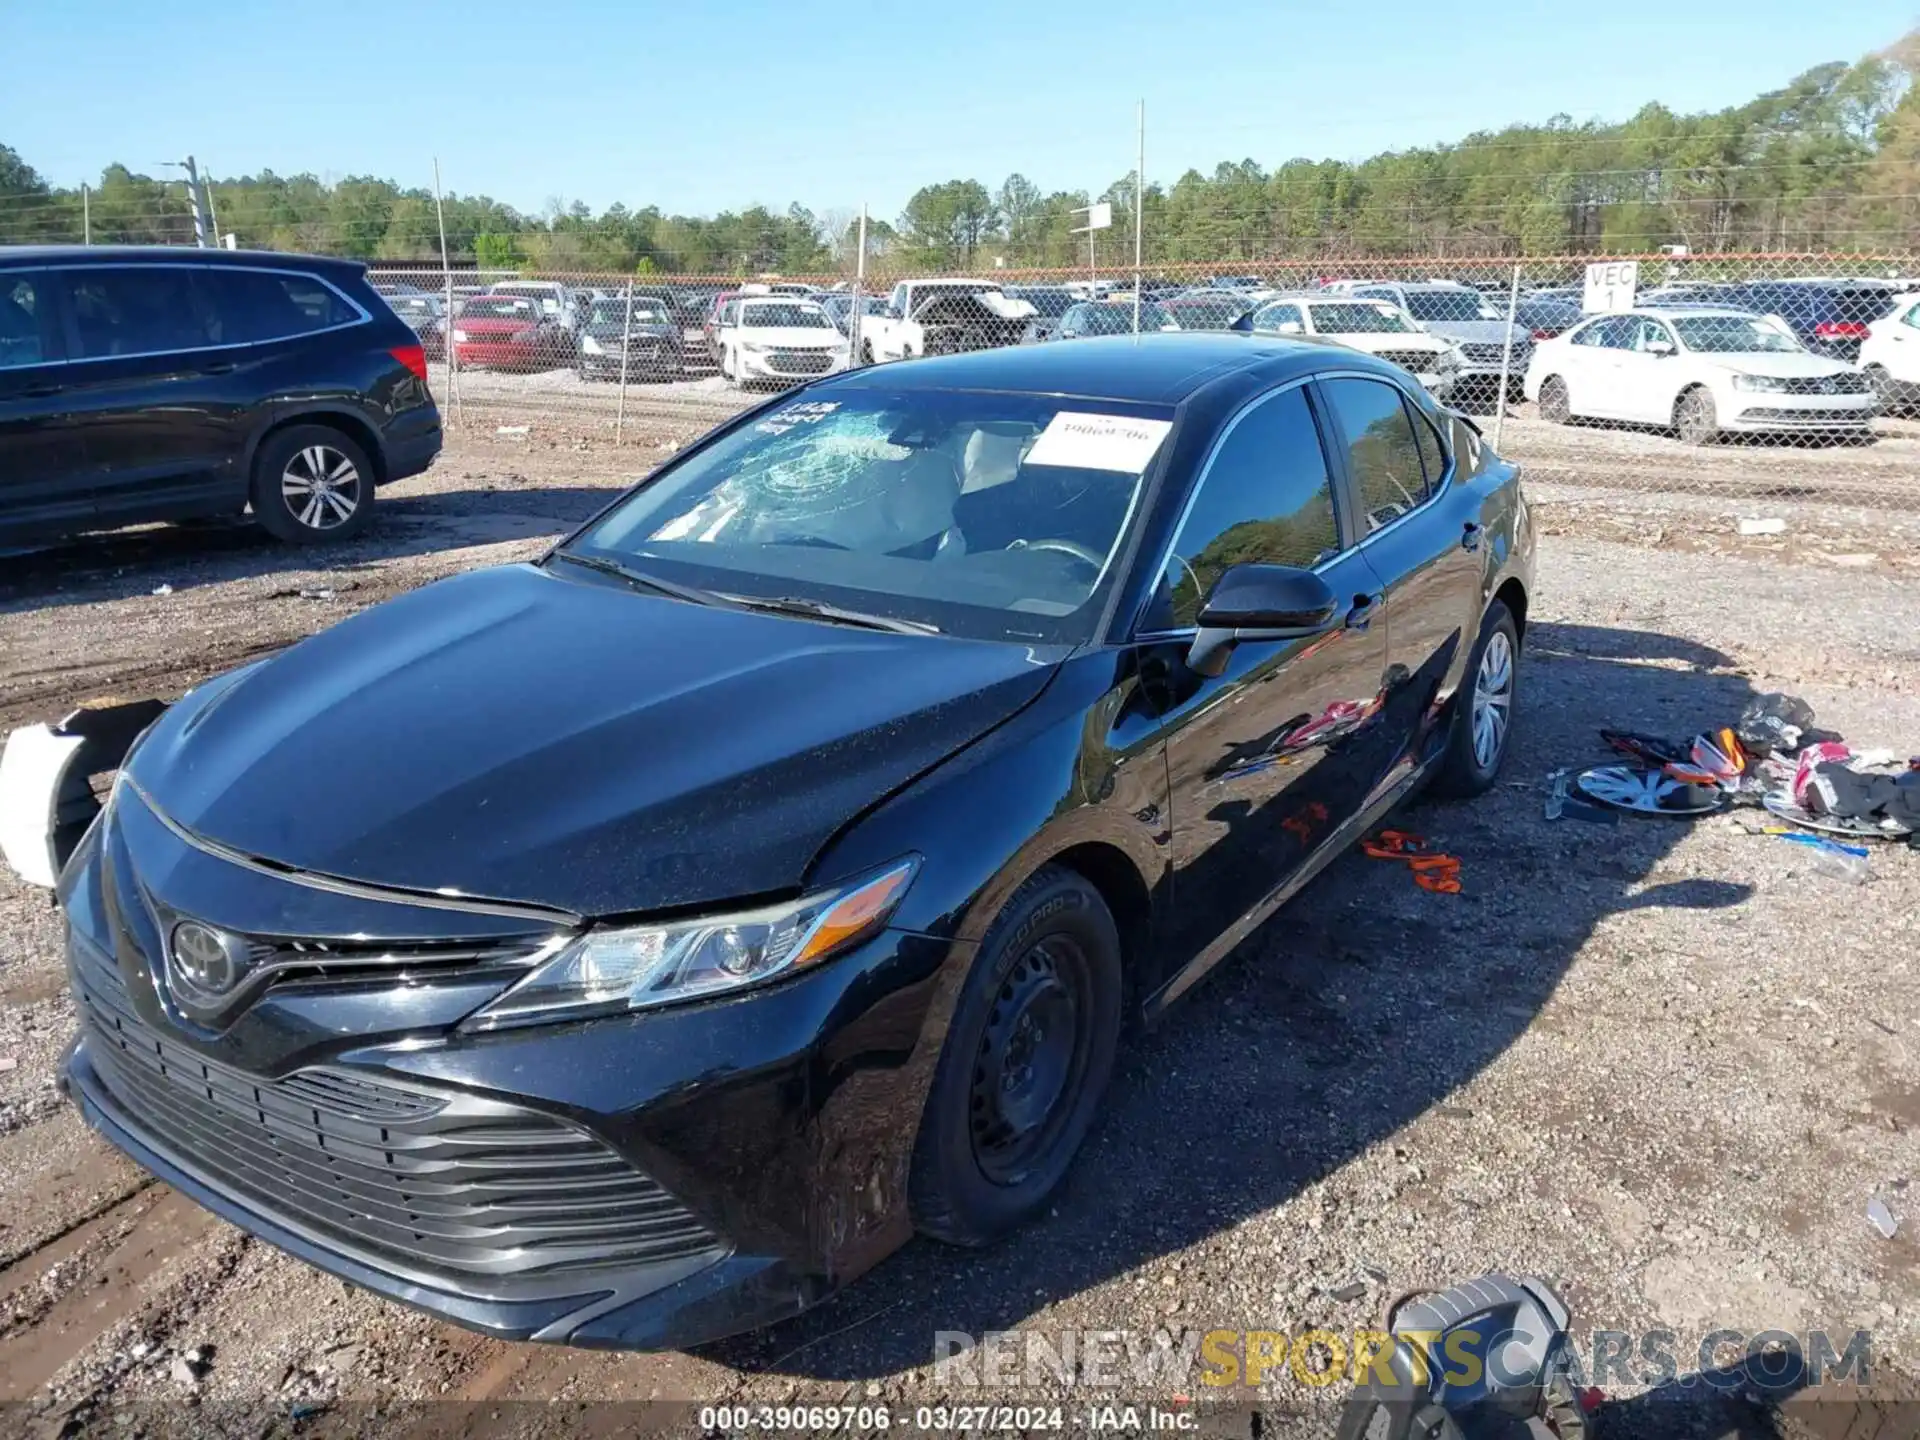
[[388, 343, 428, 381], [1532, 327, 1558, 340], [1813, 322, 1869, 340]]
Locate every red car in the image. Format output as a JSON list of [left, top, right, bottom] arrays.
[[702, 290, 741, 364], [451, 295, 572, 371]]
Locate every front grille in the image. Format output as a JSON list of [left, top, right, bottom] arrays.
[[1778, 374, 1868, 395], [766, 348, 835, 374], [74, 972, 722, 1284], [1376, 350, 1440, 372], [1737, 406, 1872, 424], [1457, 342, 1524, 365]]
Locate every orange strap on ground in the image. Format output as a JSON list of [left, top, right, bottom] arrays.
[[1361, 830, 1462, 893]]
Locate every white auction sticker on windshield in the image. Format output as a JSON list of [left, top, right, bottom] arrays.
[[1024, 412, 1173, 472]]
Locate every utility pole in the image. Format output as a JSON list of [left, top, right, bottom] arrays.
[[164, 157, 211, 246], [1133, 100, 1144, 335]]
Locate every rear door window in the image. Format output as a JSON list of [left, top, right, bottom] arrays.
[[0, 273, 53, 369], [1319, 376, 1430, 532], [59, 267, 220, 359], [196, 268, 360, 344]]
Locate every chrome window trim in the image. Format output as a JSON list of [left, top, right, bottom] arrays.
[[29, 261, 372, 368]]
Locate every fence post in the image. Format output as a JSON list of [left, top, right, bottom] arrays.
[[1493, 262, 1521, 451], [1132, 99, 1144, 336], [616, 277, 634, 446], [82, 184, 90, 245], [849, 205, 867, 368], [432, 158, 461, 426]]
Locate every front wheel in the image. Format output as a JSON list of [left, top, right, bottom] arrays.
[[910, 866, 1123, 1246], [1865, 364, 1905, 416], [1675, 386, 1719, 445], [1430, 600, 1519, 799], [250, 425, 375, 543]]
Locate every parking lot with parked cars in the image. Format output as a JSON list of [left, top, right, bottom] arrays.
[[2, 248, 1919, 1436]]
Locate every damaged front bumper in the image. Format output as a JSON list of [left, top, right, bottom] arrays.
[[43, 768, 959, 1349], [0, 698, 168, 889]]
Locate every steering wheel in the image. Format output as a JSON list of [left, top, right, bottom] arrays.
[[1010, 538, 1104, 571]]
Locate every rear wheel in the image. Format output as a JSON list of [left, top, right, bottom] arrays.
[[1675, 386, 1718, 445], [1430, 600, 1518, 799], [1538, 375, 1571, 424], [249, 425, 375, 544], [910, 866, 1122, 1245]]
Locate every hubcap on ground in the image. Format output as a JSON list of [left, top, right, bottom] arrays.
[[969, 939, 1086, 1185], [1471, 629, 1513, 769], [281, 445, 361, 530]]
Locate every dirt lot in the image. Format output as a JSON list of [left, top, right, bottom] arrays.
[[0, 417, 1916, 1438]]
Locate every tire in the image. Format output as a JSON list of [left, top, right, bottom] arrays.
[[860, 341, 876, 367], [1538, 375, 1571, 424], [1865, 364, 1903, 416], [909, 865, 1123, 1247], [1674, 386, 1718, 445], [249, 425, 376, 544], [1429, 600, 1519, 799]]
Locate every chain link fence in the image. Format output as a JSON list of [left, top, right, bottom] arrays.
[[368, 251, 1920, 510]]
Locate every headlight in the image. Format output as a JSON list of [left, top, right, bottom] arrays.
[[580, 334, 605, 355], [466, 858, 918, 1031], [737, 338, 771, 352], [1732, 373, 1789, 393], [452, 328, 470, 342]]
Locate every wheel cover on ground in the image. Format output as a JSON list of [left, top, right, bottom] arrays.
[[1471, 629, 1513, 769], [968, 937, 1092, 1186], [280, 445, 362, 530]]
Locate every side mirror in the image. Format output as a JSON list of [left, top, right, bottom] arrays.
[[1185, 563, 1340, 678], [1273, 320, 1304, 335], [1228, 310, 1255, 333], [1646, 339, 1676, 357]]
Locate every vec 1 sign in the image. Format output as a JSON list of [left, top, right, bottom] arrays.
[[1583, 260, 1640, 313]]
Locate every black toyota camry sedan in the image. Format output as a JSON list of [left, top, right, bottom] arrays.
[[21, 333, 1531, 1350]]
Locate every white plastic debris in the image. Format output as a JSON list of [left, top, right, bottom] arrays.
[[495, 425, 530, 436], [1738, 518, 1786, 536], [151, 583, 174, 596], [1867, 1197, 1899, 1239]]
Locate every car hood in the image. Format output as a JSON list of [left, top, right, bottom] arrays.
[[1419, 318, 1529, 345], [1328, 332, 1447, 355], [585, 322, 675, 339], [127, 564, 1055, 917], [735, 327, 847, 347], [1695, 351, 1855, 377]]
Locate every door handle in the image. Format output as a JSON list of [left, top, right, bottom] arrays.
[[17, 385, 64, 399], [197, 361, 239, 376], [1461, 522, 1483, 553], [1345, 593, 1382, 630]]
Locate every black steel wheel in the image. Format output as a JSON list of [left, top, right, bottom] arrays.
[[911, 865, 1122, 1245]]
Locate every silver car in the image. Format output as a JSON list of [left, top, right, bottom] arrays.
[[1330, 281, 1533, 407]]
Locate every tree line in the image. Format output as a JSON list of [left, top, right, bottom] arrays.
[[2, 33, 1914, 276]]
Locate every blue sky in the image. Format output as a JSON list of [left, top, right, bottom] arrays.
[[5, 0, 1911, 223]]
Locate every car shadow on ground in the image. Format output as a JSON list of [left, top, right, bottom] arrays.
[[0, 485, 629, 614], [699, 621, 1762, 1386]]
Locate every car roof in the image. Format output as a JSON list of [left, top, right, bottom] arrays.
[[819, 332, 1381, 405], [0, 244, 363, 274]]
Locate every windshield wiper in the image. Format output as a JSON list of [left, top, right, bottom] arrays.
[[552, 550, 719, 607], [716, 593, 941, 636]]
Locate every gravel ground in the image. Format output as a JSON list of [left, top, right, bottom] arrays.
[[0, 427, 1916, 1438]]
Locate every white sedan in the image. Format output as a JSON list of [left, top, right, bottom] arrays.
[[1247, 296, 1453, 388], [1857, 290, 1920, 415], [715, 298, 851, 386], [1523, 307, 1876, 444]]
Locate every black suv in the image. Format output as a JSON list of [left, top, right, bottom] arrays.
[[0, 247, 441, 546]]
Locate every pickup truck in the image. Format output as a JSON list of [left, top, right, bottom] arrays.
[[858, 278, 1036, 363]]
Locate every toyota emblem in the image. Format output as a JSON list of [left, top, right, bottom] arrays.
[[167, 920, 250, 1003]]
